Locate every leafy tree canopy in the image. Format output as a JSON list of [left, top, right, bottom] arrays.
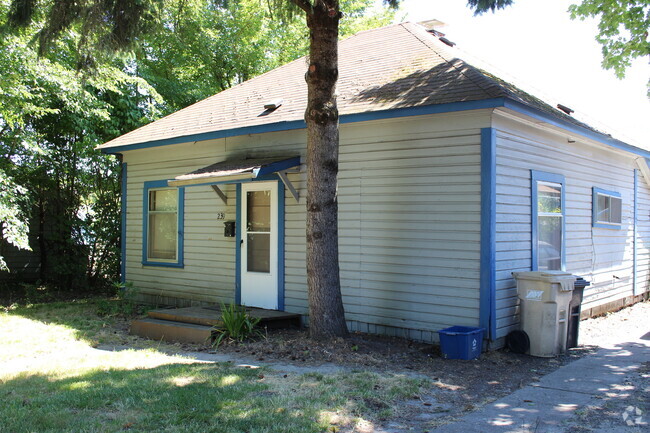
[[0, 0, 392, 285], [569, 0, 650, 80], [467, 0, 514, 14]]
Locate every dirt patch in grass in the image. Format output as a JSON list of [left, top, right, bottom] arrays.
[[162, 302, 648, 431], [5, 299, 647, 433], [199, 328, 594, 431]]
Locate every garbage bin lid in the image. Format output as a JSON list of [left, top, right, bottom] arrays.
[[512, 271, 576, 282]]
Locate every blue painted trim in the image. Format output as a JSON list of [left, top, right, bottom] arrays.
[[633, 170, 638, 294], [254, 156, 301, 177], [101, 99, 506, 154], [120, 163, 127, 284], [531, 170, 566, 271], [277, 180, 285, 311], [592, 187, 621, 198], [592, 187, 623, 230], [480, 128, 497, 341], [339, 98, 504, 125], [142, 179, 185, 268], [502, 99, 650, 159], [235, 183, 242, 305], [100, 97, 650, 160]]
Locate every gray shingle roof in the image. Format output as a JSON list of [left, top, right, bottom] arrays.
[[97, 22, 598, 151]]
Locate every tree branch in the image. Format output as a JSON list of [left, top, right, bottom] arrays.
[[289, 0, 312, 14]]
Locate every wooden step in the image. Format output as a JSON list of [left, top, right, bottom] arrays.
[[148, 307, 222, 327], [130, 318, 213, 345], [147, 306, 302, 329]]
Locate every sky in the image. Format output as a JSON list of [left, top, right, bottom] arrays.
[[389, 0, 650, 148]]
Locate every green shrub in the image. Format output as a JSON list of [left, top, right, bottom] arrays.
[[211, 303, 263, 348], [96, 281, 141, 317]]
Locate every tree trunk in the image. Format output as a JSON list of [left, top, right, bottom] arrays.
[[304, 0, 348, 339]]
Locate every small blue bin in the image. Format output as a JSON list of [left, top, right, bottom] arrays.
[[437, 326, 484, 360]]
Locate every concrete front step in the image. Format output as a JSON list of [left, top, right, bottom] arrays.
[[130, 317, 213, 345]]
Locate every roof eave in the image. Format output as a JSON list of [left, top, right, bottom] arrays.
[[501, 99, 650, 159], [98, 98, 506, 154], [98, 96, 649, 159]]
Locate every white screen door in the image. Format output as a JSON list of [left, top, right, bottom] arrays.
[[240, 182, 278, 309]]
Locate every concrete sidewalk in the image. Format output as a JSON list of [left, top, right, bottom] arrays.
[[432, 331, 650, 432]]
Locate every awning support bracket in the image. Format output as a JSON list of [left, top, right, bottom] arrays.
[[211, 184, 227, 205], [278, 171, 299, 202]]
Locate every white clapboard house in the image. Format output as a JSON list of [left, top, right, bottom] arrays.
[[99, 22, 650, 346]]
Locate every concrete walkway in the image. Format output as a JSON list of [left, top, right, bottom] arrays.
[[432, 330, 650, 432]]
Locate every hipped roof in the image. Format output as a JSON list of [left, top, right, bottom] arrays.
[[97, 22, 620, 152]]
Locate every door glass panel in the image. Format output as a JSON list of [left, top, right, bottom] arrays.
[[247, 191, 271, 232], [247, 234, 270, 273]]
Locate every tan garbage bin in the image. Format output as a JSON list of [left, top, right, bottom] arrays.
[[512, 271, 576, 357]]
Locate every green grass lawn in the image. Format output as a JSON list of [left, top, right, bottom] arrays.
[[0, 301, 427, 433]]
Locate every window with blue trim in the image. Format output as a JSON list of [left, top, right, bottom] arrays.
[[592, 187, 622, 229], [532, 171, 565, 271], [143, 180, 184, 267]]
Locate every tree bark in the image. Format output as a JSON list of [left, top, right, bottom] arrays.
[[303, 0, 348, 339]]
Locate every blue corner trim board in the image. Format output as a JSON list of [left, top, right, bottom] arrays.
[[142, 179, 185, 268], [531, 170, 566, 271], [277, 180, 285, 311], [100, 97, 650, 161], [120, 163, 127, 284], [480, 128, 497, 341], [235, 183, 242, 305], [592, 187, 623, 230], [633, 170, 638, 294]]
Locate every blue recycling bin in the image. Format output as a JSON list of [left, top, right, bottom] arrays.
[[437, 326, 484, 360]]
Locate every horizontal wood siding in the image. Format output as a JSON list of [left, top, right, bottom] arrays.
[[636, 170, 650, 295], [123, 129, 308, 305], [121, 110, 489, 340], [493, 112, 644, 339], [338, 113, 485, 335]]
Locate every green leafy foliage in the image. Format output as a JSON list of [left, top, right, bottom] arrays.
[[0, 0, 392, 294], [136, 0, 394, 114], [211, 303, 263, 348], [569, 0, 650, 82], [467, 0, 514, 15], [95, 281, 142, 317], [0, 172, 30, 270], [0, 0, 162, 288]]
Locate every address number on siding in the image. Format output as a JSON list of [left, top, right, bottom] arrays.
[[216, 212, 225, 220]]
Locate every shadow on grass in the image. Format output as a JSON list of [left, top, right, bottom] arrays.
[[1, 362, 328, 433], [3, 299, 144, 348]]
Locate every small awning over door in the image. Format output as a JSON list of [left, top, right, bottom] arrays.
[[168, 156, 301, 201]]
